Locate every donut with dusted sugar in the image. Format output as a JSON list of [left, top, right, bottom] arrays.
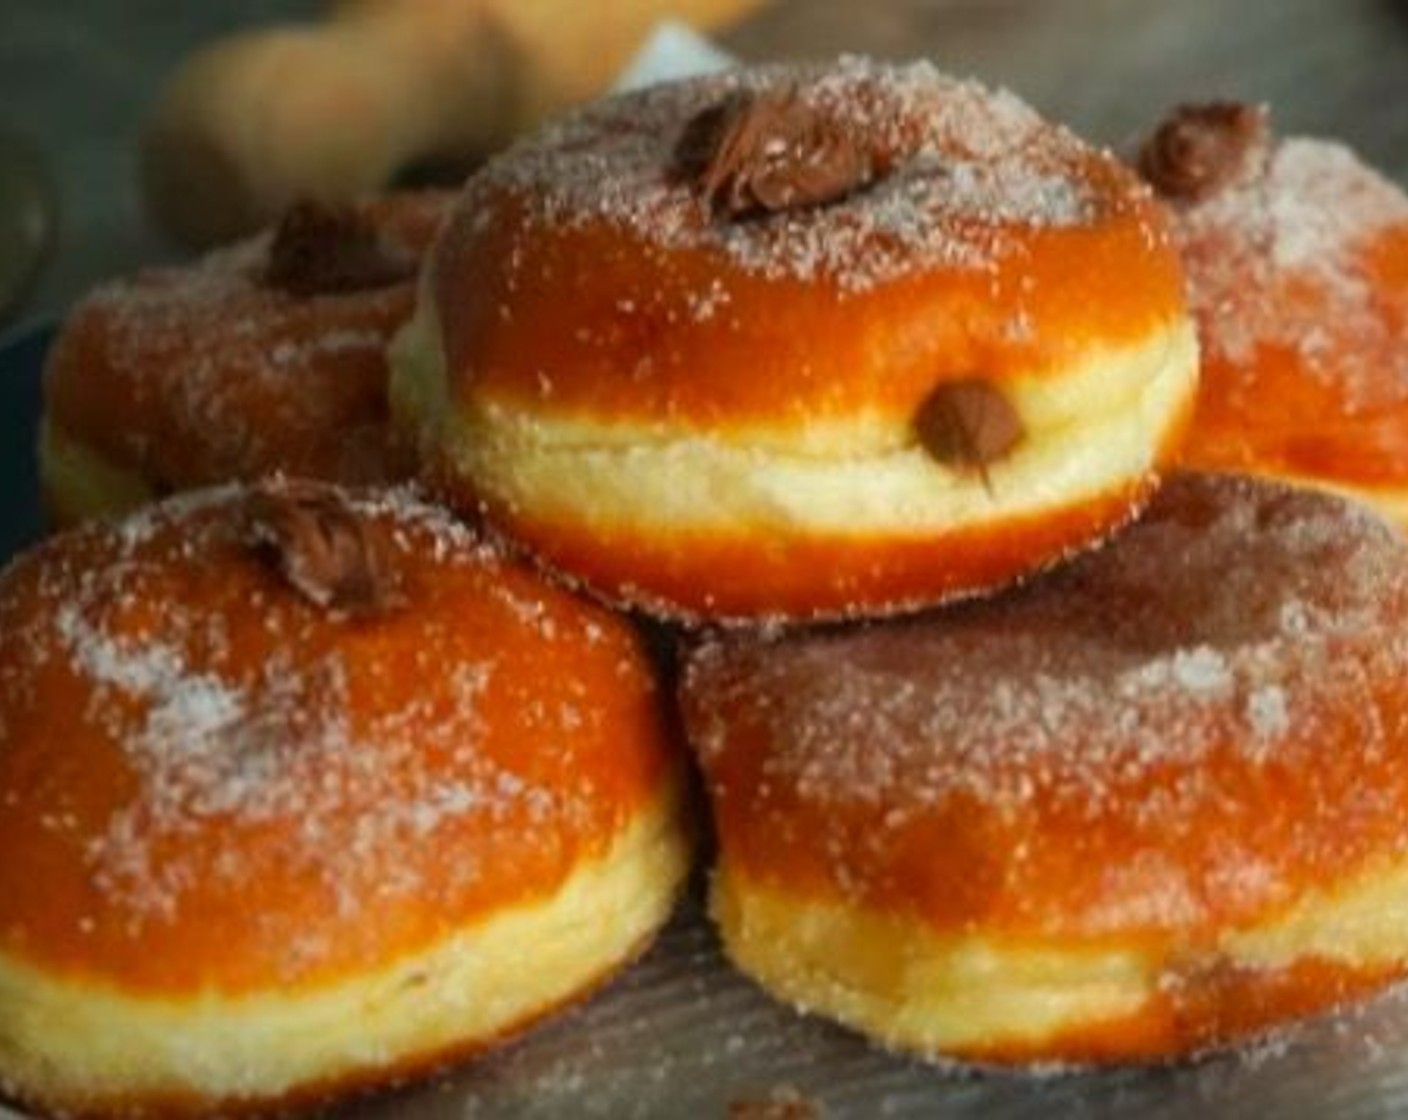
[[681, 473, 1408, 1063], [393, 57, 1199, 623], [0, 480, 690, 1117], [41, 192, 451, 527], [1139, 102, 1408, 524]]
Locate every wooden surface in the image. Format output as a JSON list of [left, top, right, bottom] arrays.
[[3, 0, 1407, 327]]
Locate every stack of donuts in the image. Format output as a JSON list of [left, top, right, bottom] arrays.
[[7, 55, 1408, 1117]]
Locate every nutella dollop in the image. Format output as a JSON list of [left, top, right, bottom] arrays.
[[1138, 101, 1269, 202], [245, 478, 404, 615], [262, 199, 417, 297], [675, 90, 877, 219]]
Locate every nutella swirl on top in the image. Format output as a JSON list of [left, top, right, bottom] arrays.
[[245, 478, 405, 615], [1137, 101, 1270, 203], [263, 199, 418, 297], [673, 88, 879, 218]]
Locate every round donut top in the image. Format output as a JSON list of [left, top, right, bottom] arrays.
[[430, 59, 1187, 425], [464, 57, 1117, 294], [0, 483, 669, 992], [44, 192, 451, 491], [1146, 108, 1408, 482], [683, 474, 1408, 938]]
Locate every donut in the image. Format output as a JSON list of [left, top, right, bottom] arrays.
[[681, 472, 1408, 1064], [41, 191, 452, 528], [0, 480, 690, 1117], [1137, 103, 1408, 523], [392, 57, 1198, 623]]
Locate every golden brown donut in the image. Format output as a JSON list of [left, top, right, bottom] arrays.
[[1138, 103, 1408, 524], [681, 473, 1408, 1064], [0, 480, 690, 1117], [41, 192, 452, 528], [393, 58, 1198, 623]]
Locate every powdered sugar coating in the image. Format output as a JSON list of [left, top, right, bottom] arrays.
[[1175, 137, 1408, 412], [459, 57, 1143, 295], [684, 474, 1408, 934], [0, 484, 663, 984]]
